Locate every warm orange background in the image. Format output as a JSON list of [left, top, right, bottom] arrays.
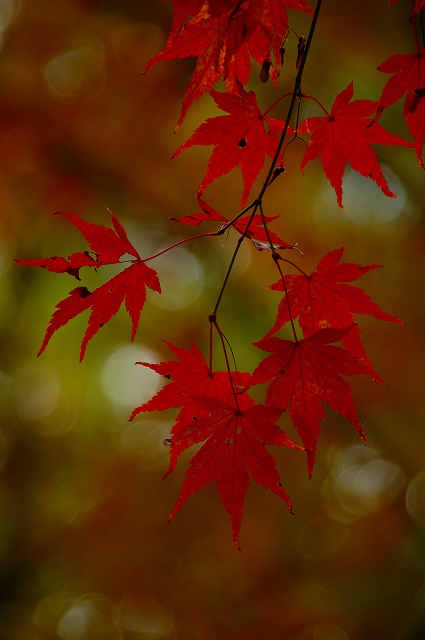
[[1, 1, 425, 639]]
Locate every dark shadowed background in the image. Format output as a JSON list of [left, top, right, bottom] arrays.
[[0, 1, 425, 639]]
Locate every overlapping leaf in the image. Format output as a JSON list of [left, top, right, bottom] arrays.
[[266, 246, 403, 381], [130, 339, 250, 418], [166, 392, 299, 549], [130, 339, 301, 547], [376, 47, 425, 167], [15, 210, 161, 360], [250, 326, 370, 475], [172, 86, 286, 206], [298, 82, 414, 207], [145, 0, 312, 128]]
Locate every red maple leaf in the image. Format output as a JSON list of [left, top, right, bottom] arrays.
[[376, 47, 425, 167], [172, 86, 285, 206], [168, 0, 204, 39], [298, 82, 414, 207], [251, 0, 313, 76], [145, 3, 255, 129], [250, 326, 370, 475], [130, 340, 302, 547], [170, 195, 228, 227], [171, 196, 296, 251], [145, 0, 312, 128], [15, 210, 161, 360], [389, 0, 425, 21], [130, 339, 250, 418], [266, 246, 403, 382], [166, 390, 298, 549]]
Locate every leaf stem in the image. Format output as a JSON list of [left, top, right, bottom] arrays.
[[281, 258, 309, 277], [300, 93, 330, 117], [209, 314, 214, 372], [412, 0, 421, 51], [272, 255, 299, 343], [257, 0, 323, 203], [142, 231, 224, 262], [211, 203, 259, 315], [210, 0, 323, 313], [142, 202, 256, 263], [261, 93, 293, 118], [210, 314, 241, 411], [258, 201, 276, 252]]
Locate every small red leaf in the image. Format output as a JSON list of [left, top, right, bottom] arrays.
[[298, 82, 414, 207], [172, 87, 286, 206]]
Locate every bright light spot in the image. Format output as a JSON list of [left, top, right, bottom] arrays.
[[12, 365, 62, 421], [406, 470, 425, 524], [44, 40, 105, 99], [150, 247, 204, 310], [118, 419, 171, 468], [315, 166, 411, 227], [101, 345, 161, 413], [57, 594, 120, 640], [118, 595, 175, 638], [323, 445, 405, 523]]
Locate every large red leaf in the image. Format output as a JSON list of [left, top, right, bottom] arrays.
[[146, 0, 312, 128], [130, 340, 302, 547], [377, 47, 425, 167], [172, 86, 285, 206], [298, 82, 414, 207], [166, 393, 298, 549], [15, 210, 161, 360], [250, 326, 370, 475], [266, 246, 403, 381], [145, 3, 256, 129]]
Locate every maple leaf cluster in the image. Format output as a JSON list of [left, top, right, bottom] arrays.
[[145, 0, 313, 129], [142, 0, 423, 209], [15, 0, 423, 547], [15, 209, 403, 546]]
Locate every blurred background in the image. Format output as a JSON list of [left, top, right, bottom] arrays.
[[0, 0, 425, 638]]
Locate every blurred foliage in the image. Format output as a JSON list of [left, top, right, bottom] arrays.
[[0, 0, 425, 639]]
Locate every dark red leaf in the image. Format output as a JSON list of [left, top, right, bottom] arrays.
[[130, 340, 302, 547], [251, 326, 370, 475], [266, 246, 403, 381]]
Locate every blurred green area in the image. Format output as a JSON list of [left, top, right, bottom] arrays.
[[0, 0, 424, 639]]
